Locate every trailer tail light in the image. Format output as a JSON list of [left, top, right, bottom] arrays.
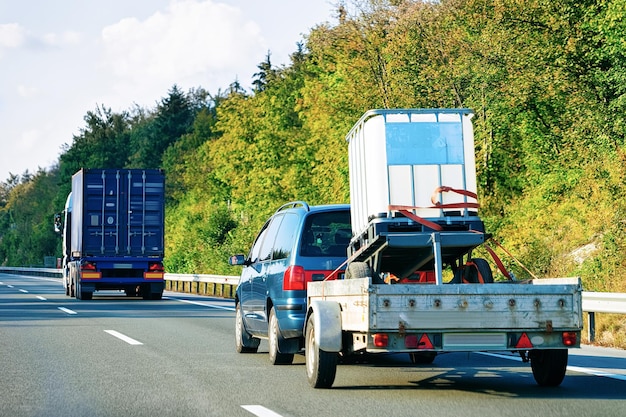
[[373, 333, 389, 348], [80, 262, 101, 279], [144, 262, 164, 279], [562, 332, 577, 347]]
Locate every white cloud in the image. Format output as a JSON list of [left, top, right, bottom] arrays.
[[101, 0, 264, 88], [0, 23, 26, 57], [42, 31, 82, 47], [17, 84, 40, 98]]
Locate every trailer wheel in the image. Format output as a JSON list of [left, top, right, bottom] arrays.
[[409, 351, 436, 364], [306, 314, 337, 388], [530, 349, 568, 386], [269, 308, 294, 365], [235, 303, 260, 353]]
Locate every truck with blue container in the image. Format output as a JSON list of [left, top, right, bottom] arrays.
[[304, 109, 583, 388], [55, 168, 166, 300]]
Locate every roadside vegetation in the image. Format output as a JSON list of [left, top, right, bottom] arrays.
[[1, 0, 625, 347]]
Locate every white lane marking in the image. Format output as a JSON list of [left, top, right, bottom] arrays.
[[19, 289, 29, 293], [36, 296, 47, 301], [7, 285, 14, 288], [479, 352, 626, 381], [241, 405, 284, 417], [164, 296, 235, 311], [58, 307, 77, 315], [104, 330, 143, 346]]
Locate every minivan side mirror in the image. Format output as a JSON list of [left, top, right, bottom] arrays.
[[228, 254, 247, 266]]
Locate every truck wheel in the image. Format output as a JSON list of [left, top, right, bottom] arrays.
[[235, 303, 260, 353], [268, 308, 294, 365], [530, 349, 568, 386], [305, 315, 337, 388], [80, 291, 92, 300]]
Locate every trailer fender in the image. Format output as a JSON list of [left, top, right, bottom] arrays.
[[307, 300, 342, 352]]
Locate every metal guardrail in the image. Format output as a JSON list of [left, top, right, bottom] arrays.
[[582, 291, 626, 342], [0, 267, 240, 299], [0, 267, 623, 341]]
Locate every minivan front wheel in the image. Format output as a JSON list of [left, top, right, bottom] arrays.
[[236, 303, 260, 353], [268, 307, 294, 365]]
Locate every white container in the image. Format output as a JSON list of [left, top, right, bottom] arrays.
[[346, 109, 478, 237]]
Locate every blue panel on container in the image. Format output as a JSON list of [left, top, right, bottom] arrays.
[[385, 122, 464, 165]]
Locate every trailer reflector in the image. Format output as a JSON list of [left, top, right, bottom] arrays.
[[515, 333, 533, 349], [417, 333, 434, 349]]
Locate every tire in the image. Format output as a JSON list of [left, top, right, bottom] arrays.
[[452, 258, 494, 283], [409, 351, 437, 364], [305, 315, 337, 388], [472, 258, 494, 283], [530, 349, 568, 387], [80, 291, 92, 300], [268, 308, 294, 365], [345, 262, 370, 279], [235, 303, 260, 353]]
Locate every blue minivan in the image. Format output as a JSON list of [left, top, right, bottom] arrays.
[[229, 201, 351, 365]]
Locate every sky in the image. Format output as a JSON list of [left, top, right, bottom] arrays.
[[0, 0, 336, 182]]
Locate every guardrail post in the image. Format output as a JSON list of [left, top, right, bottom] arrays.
[[587, 312, 595, 342]]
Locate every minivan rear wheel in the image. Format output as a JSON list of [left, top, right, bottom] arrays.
[[269, 307, 294, 365]]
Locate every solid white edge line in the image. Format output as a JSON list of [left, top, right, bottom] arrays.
[[478, 351, 626, 381], [36, 296, 47, 301], [58, 307, 77, 315], [165, 296, 235, 311], [241, 405, 284, 417], [104, 330, 143, 346]]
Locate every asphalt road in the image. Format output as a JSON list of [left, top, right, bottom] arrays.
[[2, 273, 626, 417]]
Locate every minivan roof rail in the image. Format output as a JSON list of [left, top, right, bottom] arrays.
[[276, 201, 310, 213]]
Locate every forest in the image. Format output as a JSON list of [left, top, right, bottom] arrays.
[[1, 0, 625, 345]]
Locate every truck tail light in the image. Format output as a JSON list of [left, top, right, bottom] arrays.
[[562, 332, 577, 347], [80, 261, 101, 279], [144, 262, 165, 279]]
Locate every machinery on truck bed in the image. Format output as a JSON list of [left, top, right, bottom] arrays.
[[54, 168, 166, 300], [304, 109, 583, 388]]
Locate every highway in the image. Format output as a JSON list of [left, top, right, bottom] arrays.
[[2, 273, 626, 417]]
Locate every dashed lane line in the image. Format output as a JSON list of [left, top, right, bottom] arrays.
[[241, 405, 284, 417], [58, 307, 77, 315], [104, 330, 143, 345]]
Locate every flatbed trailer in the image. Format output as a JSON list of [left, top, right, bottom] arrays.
[[304, 109, 583, 388]]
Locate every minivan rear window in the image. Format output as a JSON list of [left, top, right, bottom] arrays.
[[300, 211, 351, 257]]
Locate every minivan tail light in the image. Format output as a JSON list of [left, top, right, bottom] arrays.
[[284, 266, 306, 291]]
